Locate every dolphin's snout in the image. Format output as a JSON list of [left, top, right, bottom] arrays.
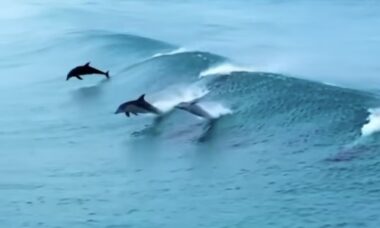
[[115, 108, 123, 114]]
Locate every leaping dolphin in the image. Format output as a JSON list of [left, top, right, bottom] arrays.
[[115, 94, 162, 117], [66, 62, 109, 80], [175, 99, 213, 119]]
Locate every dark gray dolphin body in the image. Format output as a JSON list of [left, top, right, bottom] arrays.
[[175, 99, 213, 119], [115, 94, 162, 117], [67, 62, 109, 80]]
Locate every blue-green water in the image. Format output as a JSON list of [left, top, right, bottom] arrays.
[[1, 0, 380, 227]]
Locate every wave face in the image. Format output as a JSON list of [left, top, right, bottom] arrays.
[[2, 1, 380, 228]]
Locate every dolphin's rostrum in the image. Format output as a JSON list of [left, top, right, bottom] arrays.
[[115, 94, 162, 117], [67, 62, 110, 80]]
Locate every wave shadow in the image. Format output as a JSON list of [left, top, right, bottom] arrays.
[[131, 110, 175, 138], [197, 118, 219, 143], [72, 78, 110, 100]]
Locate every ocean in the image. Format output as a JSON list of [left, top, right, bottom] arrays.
[[1, 0, 380, 227]]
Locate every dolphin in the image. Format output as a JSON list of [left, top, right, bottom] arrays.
[[115, 94, 162, 117], [175, 99, 213, 119], [66, 62, 110, 80]]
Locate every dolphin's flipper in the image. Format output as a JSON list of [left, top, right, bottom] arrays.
[[76, 75, 83, 80], [132, 112, 138, 116], [125, 112, 130, 117]]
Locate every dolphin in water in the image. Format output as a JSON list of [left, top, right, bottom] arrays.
[[175, 99, 213, 119], [115, 94, 162, 117], [66, 62, 109, 80]]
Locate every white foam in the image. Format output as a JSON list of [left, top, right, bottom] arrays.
[[198, 102, 233, 119], [151, 84, 233, 119], [199, 63, 254, 78], [152, 84, 209, 112], [151, 47, 188, 58], [361, 108, 380, 136]]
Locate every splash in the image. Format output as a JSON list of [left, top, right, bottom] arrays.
[[199, 63, 254, 78], [152, 84, 209, 112], [361, 108, 380, 136], [151, 83, 232, 119], [198, 102, 233, 119]]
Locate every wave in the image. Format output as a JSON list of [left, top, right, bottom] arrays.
[[68, 30, 175, 50], [40, 31, 380, 154]]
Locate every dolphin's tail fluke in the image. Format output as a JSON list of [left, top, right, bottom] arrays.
[[105, 71, 110, 79]]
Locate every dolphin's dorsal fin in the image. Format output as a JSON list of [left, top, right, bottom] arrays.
[[190, 97, 201, 105], [137, 94, 145, 102], [84, 62, 90, 67]]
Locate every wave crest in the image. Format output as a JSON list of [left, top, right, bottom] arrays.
[[151, 47, 188, 58], [199, 63, 254, 77]]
